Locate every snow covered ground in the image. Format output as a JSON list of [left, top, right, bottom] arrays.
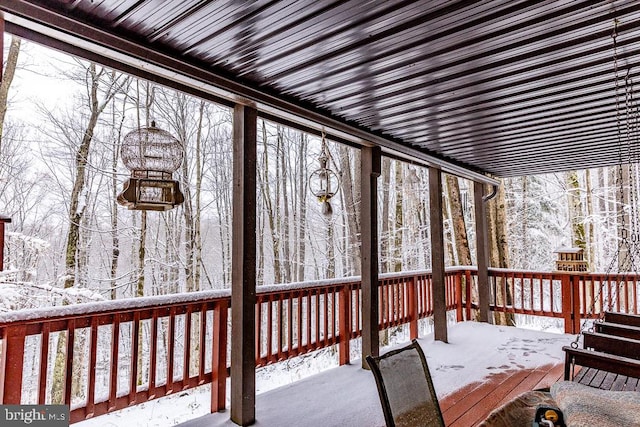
[[75, 322, 575, 427]]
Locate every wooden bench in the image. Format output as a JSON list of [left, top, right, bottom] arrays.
[[562, 312, 640, 390]]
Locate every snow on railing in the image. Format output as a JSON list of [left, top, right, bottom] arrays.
[[1, 267, 637, 424]]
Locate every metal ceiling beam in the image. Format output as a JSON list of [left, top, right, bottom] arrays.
[[0, 0, 499, 186]]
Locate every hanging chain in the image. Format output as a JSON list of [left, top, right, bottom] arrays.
[[600, 17, 640, 321], [603, 17, 627, 317], [624, 71, 640, 273], [602, 18, 624, 316], [572, 19, 626, 346]]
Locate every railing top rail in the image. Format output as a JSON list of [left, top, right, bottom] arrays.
[[0, 288, 231, 326], [0, 267, 478, 327]]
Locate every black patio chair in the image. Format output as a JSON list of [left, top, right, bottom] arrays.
[[366, 339, 445, 427]]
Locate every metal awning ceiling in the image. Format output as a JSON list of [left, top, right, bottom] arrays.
[[2, 0, 640, 179]]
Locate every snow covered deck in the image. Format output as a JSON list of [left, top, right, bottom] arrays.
[[77, 322, 574, 427], [183, 322, 572, 426]]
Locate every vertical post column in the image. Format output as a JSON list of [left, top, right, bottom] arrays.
[[474, 182, 492, 323], [361, 146, 381, 368], [429, 167, 447, 343], [230, 104, 257, 426]]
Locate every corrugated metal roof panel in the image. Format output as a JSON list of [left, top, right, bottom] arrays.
[[4, 0, 640, 177]]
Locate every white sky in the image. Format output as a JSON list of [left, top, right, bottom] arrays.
[[75, 322, 574, 427], [5, 36, 79, 120]]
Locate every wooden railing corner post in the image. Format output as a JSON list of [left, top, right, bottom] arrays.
[[338, 285, 351, 365], [211, 300, 229, 412], [409, 276, 419, 339], [0, 325, 27, 404]]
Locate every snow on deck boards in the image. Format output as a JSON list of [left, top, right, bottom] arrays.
[[172, 323, 573, 427]]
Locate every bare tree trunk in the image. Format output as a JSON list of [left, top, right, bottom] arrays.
[[339, 146, 361, 275], [0, 37, 21, 147], [53, 65, 124, 404], [618, 164, 631, 272], [380, 158, 391, 273], [326, 222, 335, 278], [585, 170, 595, 271], [259, 122, 282, 284], [446, 175, 472, 266], [280, 129, 291, 283], [295, 132, 308, 281], [110, 96, 126, 299], [194, 101, 205, 290], [443, 179, 455, 266], [521, 177, 528, 269], [393, 162, 403, 272], [417, 189, 431, 268], [489, 182, 514, 326], [567, 171, 586, 250]]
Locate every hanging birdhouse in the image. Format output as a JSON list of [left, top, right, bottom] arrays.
[[309, 133, 340, 216], [117, 121, 185, 211]]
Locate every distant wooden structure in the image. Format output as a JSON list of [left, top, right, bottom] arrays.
[[0, 216, 10, 271], [554, 247, 588, 272]]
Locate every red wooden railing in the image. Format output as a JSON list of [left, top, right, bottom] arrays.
[[1, 267, 639, 423]]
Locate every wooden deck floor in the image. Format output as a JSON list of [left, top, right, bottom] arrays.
[[439, 363, 565, 426]]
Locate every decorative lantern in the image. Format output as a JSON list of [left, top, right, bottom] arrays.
[[117, 121, 185, 211], [309, 132, 340, 216]]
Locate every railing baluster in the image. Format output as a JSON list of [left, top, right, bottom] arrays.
[[468, 270, 474, 319], [256, 297, 262, 362], [109, 315, 119, 411], [166, 307, 175, 395], [86, 317, 98, 417], [198, 304, 206, 385], [149, 311, 157, 398], [277, 298, 283, 361], [323, 290, 329, 345], [356, 286, 361, 336], [305, 291, 313, 350], [409, 276, 418, 339], [455, 273, 463, 322], [38, 323, 50, 404], [130, 311, 140, 404], [632, 279, 638, 314], [315, 290, 320, 346], [296, 293, 302, 353], [183, 305, 192, 388], [287, 296, 293, 356], [267, 296, 273, 362], [64, 319, 75, 405]]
